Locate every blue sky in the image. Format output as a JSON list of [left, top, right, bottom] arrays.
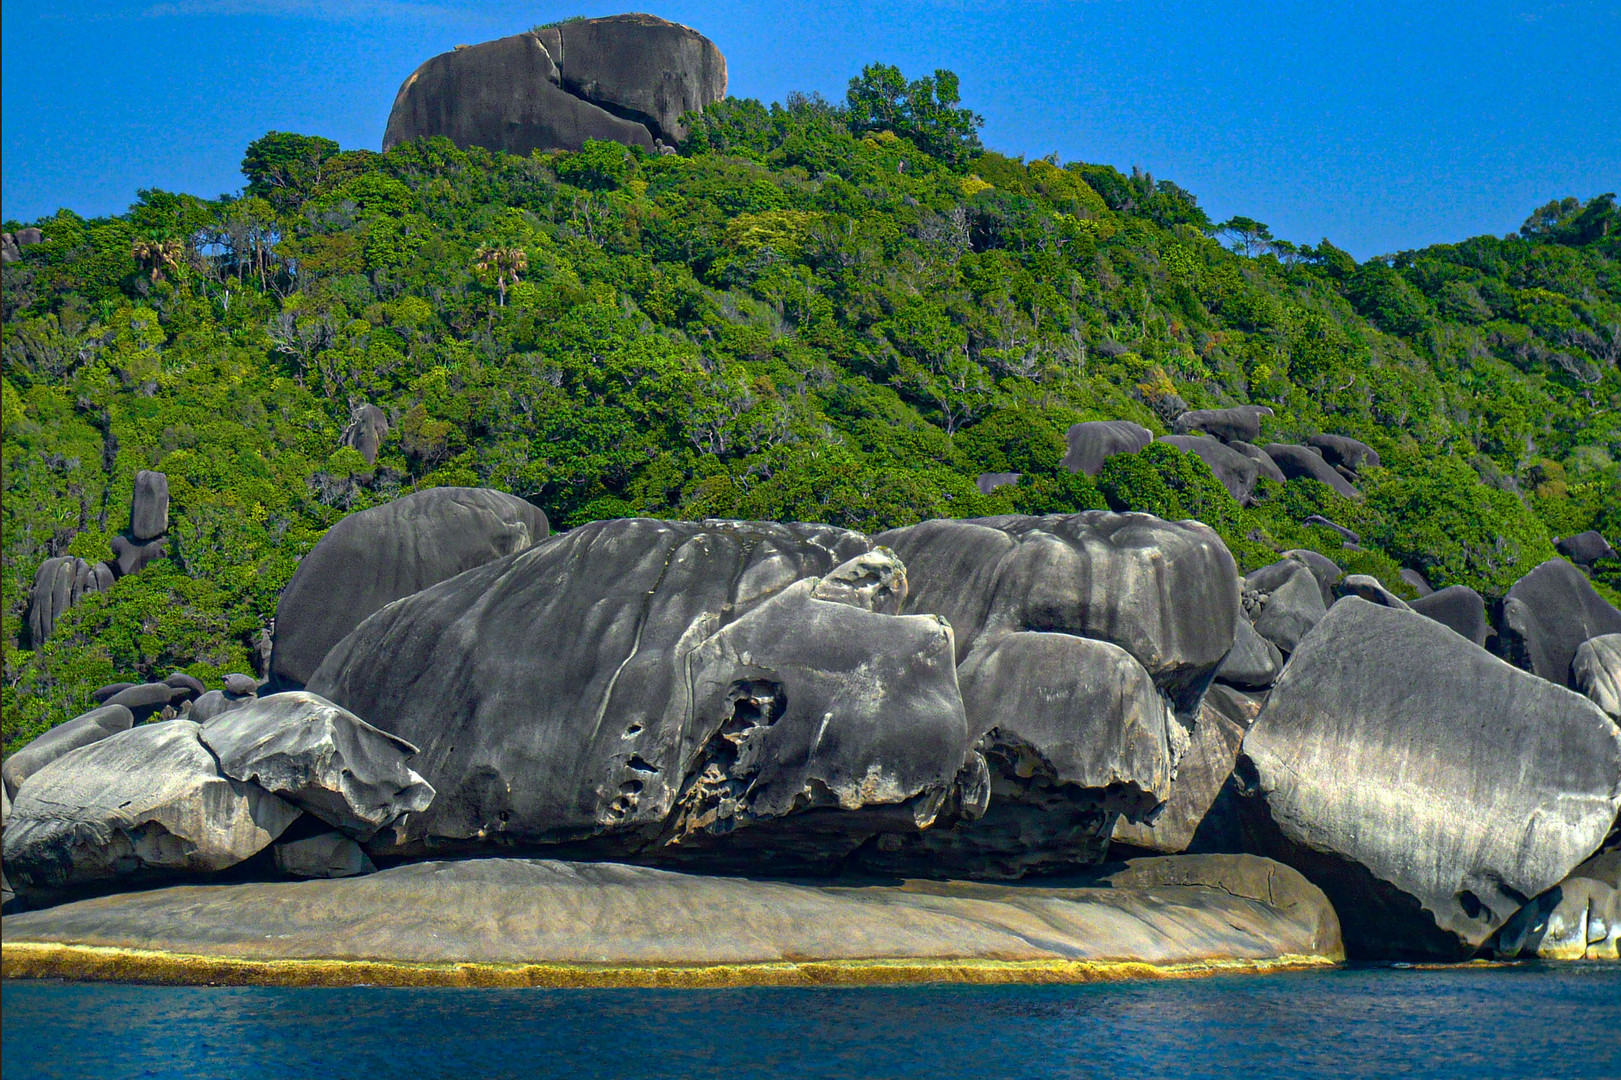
[[2, 1, 1616, 258]]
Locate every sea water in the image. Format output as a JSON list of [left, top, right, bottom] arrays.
[[3, 964, 1617, 1079]]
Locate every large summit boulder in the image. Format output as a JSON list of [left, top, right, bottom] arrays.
[[383, 15, 726, 156], [270, 487, 549, 688], [1499, 558, 1621, 689], [1237, 599, 1621, 958], [877, 512, 1240, 715], [307, 519, 974, 864]]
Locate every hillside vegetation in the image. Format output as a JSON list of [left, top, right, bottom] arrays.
[[3, 65, 1618, 750]]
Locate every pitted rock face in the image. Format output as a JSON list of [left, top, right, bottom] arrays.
[[307, 518, 975, 864], [382, 15, 726, 156], [877, 512, 1240, 717], [1238, 599, 1621, 959], [270, 487, 549, 688]]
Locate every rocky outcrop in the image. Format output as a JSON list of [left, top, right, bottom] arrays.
[[1061, 420, 1152, 476], [1237, 599, 1621, 958], [26, 556, 113, 645], [1490, 852, 1619, 961], [1, 705, 133, 799], [1280, 549, 1343, 608], [1214, 613, 1282, 689], [269, 487, 550, 687], [308, 519, 974, 864], [1500, 558, 1621, 688], [1243, 559, 1327, 654], [1399, 568, 1433, 596], [1157, 435, 1261, 504], [3, 722, 301, 894], [338, 402, 390, 465], [1263, 443, 1362, 499], [1111, 694, 1247, 856], [102, 682, 187, 722], [1556, 530, 1617, 567], [1, 228, 43, 264], [383, 15, 727, 156], [273, 831, 377, 879], [878, 513, 1239, 716], [1306, 434, 1379, 473], [130, 470, 169, 541], [1335, 573, 1410, 610], [975, 471, 1020, 494], [1574, 634, 1621, 719], [1170, 406, 1273, 444], [199, 692, 434, 840]]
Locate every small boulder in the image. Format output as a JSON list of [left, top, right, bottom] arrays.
[[1306, 434, 1380, 473], [1158, 435, 1261, 504], [1500, 559, 1621, 688], [1229, 441, 1286, 483], [111, 535, 167, 577], [274, 831, 377, 879], [1302, 515, 1358, 544], [1556, 531, 1617, 567], [223, 673, 260, 697], [1215, 612, 1283, 690], [2, 721, 301, 893], [1264, 444, 1362, 499], [130, 470, 169, 540], [1170, 406, 1273, 444], [1280, 549, 1344, 608], [1399, 568, 1433, 596], [200, 691, 435, 840], [1411, 585, 1491, 647], [189, 690, 246, 724], [1491, 852, 1619, 961], [1245, 560, 1328, 654], [975, 471, 1021, 495], [1111, 694, 1246, 856], [1061, 420, 1153, 476], [91, 682, 135, 704], [164, 672, 206, 700], [338, 403, 390, 466], [1336, 574, 1412, 610], [1573, 634, 1621, 719], [1, 705, 134, 799]]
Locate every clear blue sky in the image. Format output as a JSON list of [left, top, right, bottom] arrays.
[[3, 1, 1617, 258]]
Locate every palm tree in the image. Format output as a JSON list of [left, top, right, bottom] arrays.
[[474, 244, 528, 307], [132, 237, 186, 284]]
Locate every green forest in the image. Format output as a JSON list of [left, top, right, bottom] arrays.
[[3, 65, 1617, 751]]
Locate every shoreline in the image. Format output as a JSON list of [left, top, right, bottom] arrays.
[[0, 942, 1338, 989]]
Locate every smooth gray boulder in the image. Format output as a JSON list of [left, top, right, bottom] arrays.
[[1336, 574, 1412, 610], [26, 556, 112, 645], [1061, 420, 1153, 476], [338, 402, 390, 465], [200, 692, 434, 841], [163, 672, 205, 699], [975, 471, 1020, 494], [270, 487, 550, 688], [1411, 584, 1491, 647], [104, 682, 185, 722], [1157, 435, 1261, 504], [1229, 440, 1286, 482], [1237, 599, 1621, 958], [1306, 434, 1380, 473], [1280, 549, 1344, 608], [1111, 694, 1247, 856], [110, 535, 167, 577], [1500, 559, 1621, 688], [383, 16, 726, 155], [274, 831, 377, 879], [1573, 634, 1621, 719], [1490, 852, 1619, 961], [222, 672, 259, 697], [188, 690, 249, 724], [2, 705, 134, 799], [130, 470, 169, 540], [2, 721, 301, 894], [1399, 568, 1433, 596], [878, 512, 1240, 715], [1215, 612, 1283, 689], [1244, 560, 1328, 654], [1264, 443, 1362, 499], [1556, 531, 1615, 567], [1170, 405, 1273, 444], [869, 631, 1178, 877], [91, 682, 135, 704], [309, 519, 973, 865]]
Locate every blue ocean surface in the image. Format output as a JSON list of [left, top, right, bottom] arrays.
[[3, 964, 1617, 1080]]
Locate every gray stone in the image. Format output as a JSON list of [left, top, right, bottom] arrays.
[[1170, 405, 1273, 444], [1491, 852, 1620, 961], [309, 519, 973, 865], [270, 487, 549, 688], [337, 402, 390, 465], [163, 672, 205, 700], [879, 512, 1240, 715], [1556, 530, 1616, 566], [188, 690, 246, 724], [1245, 560, 1328, 654], [1335, 574, 1411, 610], [222, 673, 259, 697], [1238, 599, 1621, 958], [16, 227, 43, 246], [1306, 434, 1380, 473], [0, 232, 18, 264], [110, 535, 167, 577], [1501, 559, 1621, 689], [1112, 695, 1246, 856], [91, 683, 135, 704], [553, 14, 730, 143], [1410, 585, 1491, 647], [2, 705, 134, 799], [274, 831, 376, 880], [1061, 420, 1153, 476], [1157, 434, 1261, 504], [1264, 443, 1362, 499], [975, 471, 1021, 494], [1215, 612, 1283, 689], [1302, 514, 1358, 543], [2, 721, 301, 894], [1573, 634, 1621, 719], [1280, 549, 1344, 608], [104, 682, 185, 722], [200, 691, 434, 841], [25, 555, 112, 646], [1399, 568, 1433, 596], [130, 470, 169, 540], [1229, 441, 1286, 483]]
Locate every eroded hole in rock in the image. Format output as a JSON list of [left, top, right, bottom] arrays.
[[625, 755, 658, 774], [620, 779, 644, 795], [623, 722, 643, 737], [667, 678, 786, 841], [1457, 889, 1488, 921]]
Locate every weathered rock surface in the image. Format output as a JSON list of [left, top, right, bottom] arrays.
[[1244, 560, 1327, 654], [309, 519, 972, 863], [189, 690, 247, 724], [879, 513, 1239, 715], [130, 470, 169, 540], [1111, 697, 1246, 856], [103, 682, 185, 722], [871, 632, 1178, 877], [1399, 568, 1433, 596], [1500, 558, 1621, 688], [1215, 613, 1283, 689], [1237, 599, 1621, 958], [1061, 420, 1152, 476], [975, 471, 1020, 494], [164, 672, 206, 699], [270, 486, 549, 687], [1157, 435, 1261, 504], [0, 854, 1343, 976], [2, 722, 301, 894], [338, 403, 390, 465], [1490, 852, 1620, 961], [1306, 434, 1380, 473], [91, 682, 135, 704], [383, 16, 726, 156], [1574, 634, 1621, 719], [110, 534, 166, 577], [1557, 530, 1617, 567], [1411, 584, 1491, 647], [223, 673, 259, 697], [2, 705, 134, 799], [199, 692, 434, 840], [26, 556, 113, 645], [1170, 406, 1273, 445], [274, 831, 376, 879], [1229, 440, 1286, 482], [1336, 573, 1411, 610], [1280, 549, 1344, 608], [1264, 443, 1362, 499]]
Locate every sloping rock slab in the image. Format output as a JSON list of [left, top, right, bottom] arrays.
[[1239, 599, 1621, 959], [1574, 634, 1621, 719], [2, 704, 133, 798], [0, 855, 1342, 985]]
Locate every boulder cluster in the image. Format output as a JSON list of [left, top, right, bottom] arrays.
[[27, 469, 171, 645], [4, 484, 1619, 963], [382, 14, 727, 157], [1, 227, 43, 264]]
